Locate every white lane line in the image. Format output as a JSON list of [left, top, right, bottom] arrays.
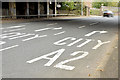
[[1, 33, 26, 39], [7, 25, 25, 29], [0, 32, 21, 36], [78, 26, 86, 28], [90, 22, 99, 26], [0, 25, 25, 30], [0, 41, 6, 45], [35, 28, 51, 32], [3, 28, 25, 33], [54, 31, 65, 36], [38, 35, 47, 38], [9, 34, 35, 40], [0, 45, 19, 52], [47, 23, 58, 26], [0, 28, 3, 29], [22, 34, 39, 41], [52, 27, 62, 30]]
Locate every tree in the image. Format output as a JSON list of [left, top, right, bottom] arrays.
[[119, 1, 120, 7], [60, 2, 76, 14], [92, 2, 118, 9]]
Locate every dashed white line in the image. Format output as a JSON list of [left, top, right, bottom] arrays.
[[90, 22, 99, 26], [47, 23, 57, 26], [0, 41, 6, 45], [78, 26, 86, 28], [3, 28, 25, 33], [0, 25, 25, 30], [0, 45, 19, 52], [53, 27, 62, 30], [0, 32, 21, 36], [9, 34, 35, 40], [38, 35, 47, 38], [0, 28, 3, 29], [54, 31, 65, 36], [22, 34, 39, 41], [35, 28, 51, 32], [1, 33, 26, 39]]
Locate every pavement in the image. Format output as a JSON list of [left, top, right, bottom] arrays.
[[0, 16, 118, 78]]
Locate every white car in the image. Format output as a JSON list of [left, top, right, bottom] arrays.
[[103, 10, 114, 17]]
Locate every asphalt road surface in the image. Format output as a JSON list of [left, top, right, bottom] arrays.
[[1, 16, 118, 78]]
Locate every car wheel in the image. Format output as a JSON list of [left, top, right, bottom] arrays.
[[111, 15, 113, 17]]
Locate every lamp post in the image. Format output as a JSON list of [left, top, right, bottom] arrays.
[[81, 0, 83, 16], [101, 4, 104, 16], [47, 0, 49, 18]]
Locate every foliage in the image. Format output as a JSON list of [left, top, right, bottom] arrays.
[[60, 2, 76, 11], [90, 9, 101, 15], [118, 1, 120, 7], [92, 2, 118, 8], [60, 2, 87, 15]]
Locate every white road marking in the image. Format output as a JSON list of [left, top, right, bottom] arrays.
[[54, 37, 76, 46], [0, 45, 19, 52], [9, 34, 35, 40], [78, 26, 86, 28], [47, 23, 57, 26], [22, 34, 47, 41], [0, 41, 6, 45], [0, 25, 25, 30], [77, 39, 92, 47], [1, 33, 26, 39], [85, 31, 107, 37], [54, 31, 65, 36], [52, 27, 62, 30], [26, 49, 65, 67], [92, 40, 111, 49], [38, 35, 47, 38], [35, 28, 51, 32], [67, 38, 83, 46], [0, 32, 21, 36], [0, 28, 3, 29], [3, 28, 25, 33], [22, 34, 39, 41], [90, 22, 99, 26], [54, 51, 89, 70]]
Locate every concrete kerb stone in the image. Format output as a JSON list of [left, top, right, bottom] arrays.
[[1, 16, 101, 24]]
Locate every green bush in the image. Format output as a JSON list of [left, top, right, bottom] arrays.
[[90, 9, 101, 16]]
